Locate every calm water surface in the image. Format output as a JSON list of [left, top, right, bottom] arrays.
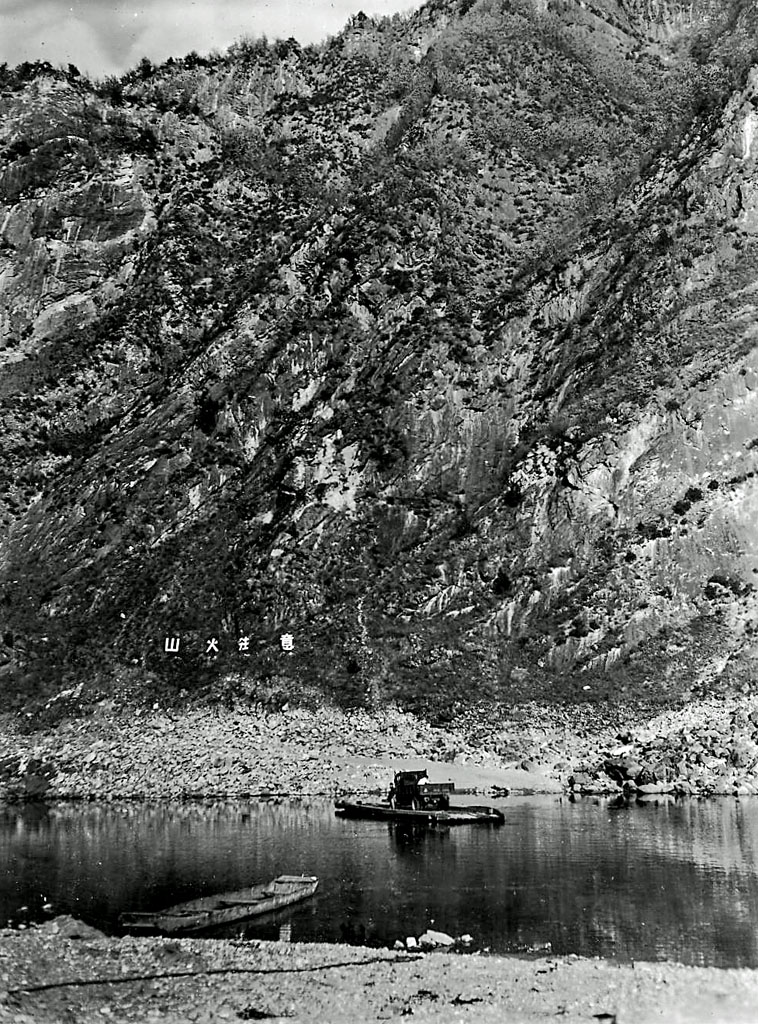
[[3, 796, 758, 967]]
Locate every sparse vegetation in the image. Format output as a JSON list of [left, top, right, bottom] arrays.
[[1, 0, 758, 719]]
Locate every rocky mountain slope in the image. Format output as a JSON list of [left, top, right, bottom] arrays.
[[2, 0, 758, 720]]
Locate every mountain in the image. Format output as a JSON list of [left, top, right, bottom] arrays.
[[2, 0, 758, 721]]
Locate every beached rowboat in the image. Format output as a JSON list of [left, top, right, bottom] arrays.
[[119, 875, 318, 935]]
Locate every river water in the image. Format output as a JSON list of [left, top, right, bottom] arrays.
[[3, 795, 758, 967]]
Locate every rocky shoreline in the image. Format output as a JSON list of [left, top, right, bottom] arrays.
[[2, 920, 758, 1024], [2, 696, 758, 803]]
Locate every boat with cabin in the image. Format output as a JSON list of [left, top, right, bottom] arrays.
[[335, 770, 505, 826]]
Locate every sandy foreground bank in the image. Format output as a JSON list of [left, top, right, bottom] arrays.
[[1, 924, 757, 1024]]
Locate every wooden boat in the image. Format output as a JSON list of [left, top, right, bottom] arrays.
[[334, 799, 505, 825], [119, 875, 318, 935], [335, 771, 505, 826]]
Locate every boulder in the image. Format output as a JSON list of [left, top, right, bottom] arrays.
[[635, 767, 657, 788], [0, 756, 20, 781], [603, 757, 644, 784], [581, 782, 619, 795], [711, 776, 736, 795], [730, 739, 758, 768], [38, 916, 104, 940], [568, 771, 595, 789], [418, 929, 455, 948], [23, 773, 51, 799], [650, 761, 674, 783]]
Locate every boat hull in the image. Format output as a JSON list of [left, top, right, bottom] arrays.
[[120, 875, 318, 935], [334, 800, 504, 825]]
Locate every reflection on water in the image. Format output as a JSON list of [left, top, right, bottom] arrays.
[[3, 796, 758, 967]]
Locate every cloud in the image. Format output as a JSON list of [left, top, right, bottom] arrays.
[[1, 1, 151, 77], [0, 0, 424, 78]]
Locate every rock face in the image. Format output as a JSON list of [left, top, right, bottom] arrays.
[[2, 2, 758, 717]]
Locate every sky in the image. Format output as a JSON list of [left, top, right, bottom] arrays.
[[0, 0, 424, 79]]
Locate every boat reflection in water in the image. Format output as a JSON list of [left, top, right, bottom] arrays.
[[388, 821, 452, 854]]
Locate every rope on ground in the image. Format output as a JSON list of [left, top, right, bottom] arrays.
[[7, 954, 425, 996]]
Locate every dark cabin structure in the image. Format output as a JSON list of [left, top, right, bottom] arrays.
[[389, 769, 454, 811]]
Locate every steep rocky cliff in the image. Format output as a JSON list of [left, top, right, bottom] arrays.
[[2, 0, 758, 718]]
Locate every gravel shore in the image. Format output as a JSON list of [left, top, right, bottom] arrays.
[[0, 702, 567, 802], [3, 696, 758, 802], [2, 922, 757, 1024]]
